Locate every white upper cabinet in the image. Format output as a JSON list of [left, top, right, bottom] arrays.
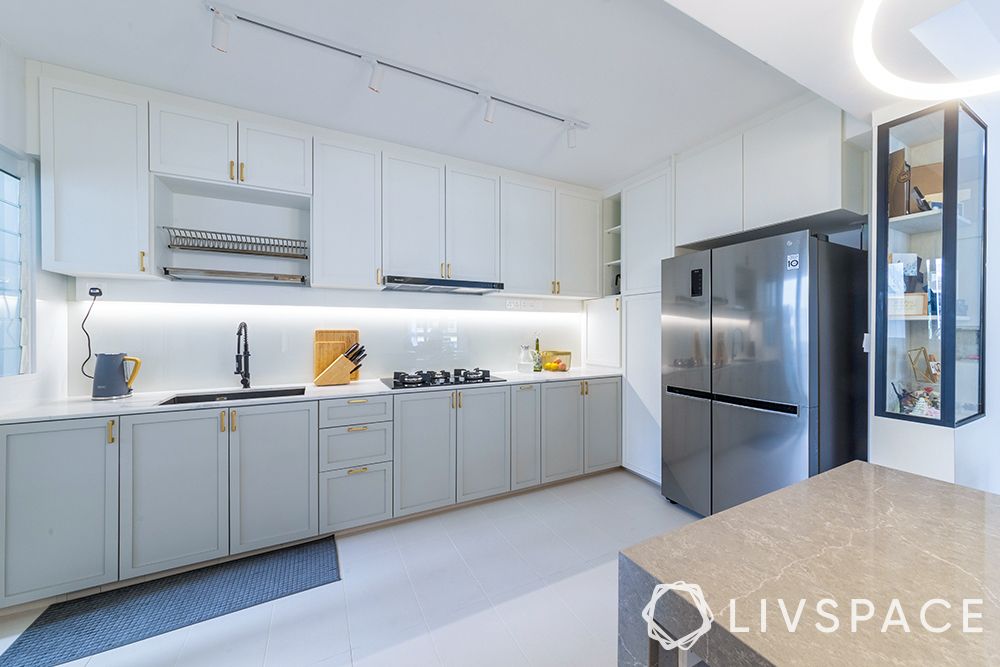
[[500, 178, 556, 295], [743, 97, 859, 231], [237, 121, 312, 194], [149, 103, 238, 184], [40, 78, 150, 277], [312, 137, 382, 290], [674, 135, 743, 246], [445, 166, 500, 283], [621, 171, 671, 295], [382, 151, 446, 279], [555, 190, 601, 298]]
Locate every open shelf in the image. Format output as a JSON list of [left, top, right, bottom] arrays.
[[888, 208, 941, 234]]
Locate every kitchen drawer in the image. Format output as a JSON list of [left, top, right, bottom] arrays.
[[320, 422, 392, 472], [319, 395, 392, 428], [319, 462, 393, 533]]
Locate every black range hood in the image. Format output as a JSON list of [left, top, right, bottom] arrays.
[[381, 275, 503, 295]]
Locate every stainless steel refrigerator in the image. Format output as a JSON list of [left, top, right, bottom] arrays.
[[661, 230, 867, 516]]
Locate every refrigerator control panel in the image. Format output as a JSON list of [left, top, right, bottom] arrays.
[[690, 269, 703, 297]]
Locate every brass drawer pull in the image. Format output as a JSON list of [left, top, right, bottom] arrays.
[[239, 161, 246, 182], [518, 385, 534, 391], [347, 399, 368, 404], [347, 426, 368, 432], [220, 410, 226, 432], [230, 410, 237, 432], [580, 381, 585, 396], [347, 466, 369, 475], [229, 160, 235, 180], [106, 419, 115, 445], [139, 250, 147, 273], [458, 391, 463, 408]]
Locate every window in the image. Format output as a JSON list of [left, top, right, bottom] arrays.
[[0, 168, 23, 377]]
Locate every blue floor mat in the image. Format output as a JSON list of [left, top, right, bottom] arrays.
[[0, 537, 339, 667]]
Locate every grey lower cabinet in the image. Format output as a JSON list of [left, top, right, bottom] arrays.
[[541, 380, 586, 482], [584, 377, 622, 473], [120, 409, 228, 579], [510, 383, 542, 490], [0, 417, 119, 607], [320, 462, 393, 532], [230, 402, 319, 554], [457, 386, 511, 502], [393, 390, 457, 516]]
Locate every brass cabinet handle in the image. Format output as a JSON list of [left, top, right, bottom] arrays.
[[106, 419, 115, 445], [615, 297, 620, 311], [230, 410, 237, 432], [458, 391, 463, 408], [451, 391, 456, 409], [580, 381, 585, 396], [585, 380, 590, 395], [440, 262, 446, 278], [139, 250, 146, 273], [551, 280, 556, 294], [347, 466, 369, 475], [347, 426, 368, 432], [447, 263, 453, 278], [376, 267, 382, 285], [347, 399, 368, 404], [220, 410, 226, 433], [229, 160, 235, 180], [239, 162, 246, 182], [556, 281, 561, 294], [518, 384, 534, 391]]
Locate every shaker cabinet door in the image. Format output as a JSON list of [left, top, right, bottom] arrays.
[[555, 191, 601, 298], [510, 383, 542, 490], [382, 152, 446, 279], [541, 381, 585, 482], [120, 409, 229, 578], [446, 166, 500, 283], [40, 78, 150, 277], [230, 402, 318, 553], [621, 171, 671, 294], [500, 178, 556, 295], [0, 418, 119, 607], [456, 386, 510, 502], [584, 377, 622, 472], [237, 121, 313, 194], [149, 103, 238, 183], [393, 391, 456, 516], [312, 138, 382, 289]]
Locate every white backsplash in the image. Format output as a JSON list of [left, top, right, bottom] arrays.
[[66, 301, 583, 396]]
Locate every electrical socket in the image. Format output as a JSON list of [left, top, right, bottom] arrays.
[[84, 281, 107, 298]]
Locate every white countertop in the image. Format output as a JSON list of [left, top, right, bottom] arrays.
[[0, 368, 621, 426]]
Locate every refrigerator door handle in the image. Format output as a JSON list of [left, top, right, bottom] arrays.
[[712, 393, 799, 417], [665, 386, 713, 401]]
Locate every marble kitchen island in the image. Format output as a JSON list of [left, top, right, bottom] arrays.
[[619, 461, 1000, 666]]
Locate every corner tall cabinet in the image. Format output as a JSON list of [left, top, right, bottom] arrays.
[[875, 101, 987, 428]]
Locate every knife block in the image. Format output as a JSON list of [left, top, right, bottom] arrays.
[[314, 355, 354, 387]]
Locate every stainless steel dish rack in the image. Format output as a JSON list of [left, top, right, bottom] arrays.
[[163, 226, 309, 260]]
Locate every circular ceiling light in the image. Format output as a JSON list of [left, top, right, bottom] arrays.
[[854, 0, 1000, 99]]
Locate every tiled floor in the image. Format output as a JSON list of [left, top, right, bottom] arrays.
[[0, 469, 697, 666]]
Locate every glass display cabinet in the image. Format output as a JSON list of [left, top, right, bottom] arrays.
[[876, 102, 986, 426]]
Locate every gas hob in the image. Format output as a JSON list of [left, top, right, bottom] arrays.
[[381, 368, 506, 390]]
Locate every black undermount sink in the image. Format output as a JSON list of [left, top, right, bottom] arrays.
[[158, 386, 306, 406]]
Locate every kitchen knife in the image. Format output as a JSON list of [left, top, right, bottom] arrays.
[[344, 343, 360, 360], [351, 352, 367, 367], [349, 346, 365, 363], [350, 364, 363, 374]]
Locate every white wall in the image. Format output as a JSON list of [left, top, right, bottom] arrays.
[[955, 94, 1000, 493], [65, 299, 582, 395], [0, 47, 71, 409], [0, 39, 25, 154]]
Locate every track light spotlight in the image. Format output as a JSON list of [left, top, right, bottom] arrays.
[[363, 56, 385, 93], [482, 95, 497, 124], [565, 121, 578, 149], [210, 7, 231, 53]]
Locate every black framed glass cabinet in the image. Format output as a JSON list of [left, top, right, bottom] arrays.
[[876, 101, 986, 426]]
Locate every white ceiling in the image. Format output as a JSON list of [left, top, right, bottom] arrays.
[[0, 0, 807, 189], [661, 0, 1000, 120]]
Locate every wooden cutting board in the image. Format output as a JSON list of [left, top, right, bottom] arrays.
[[313, 329, 360, 381]]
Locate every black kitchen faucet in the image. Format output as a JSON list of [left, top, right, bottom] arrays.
[[235, 322, 251, 389]]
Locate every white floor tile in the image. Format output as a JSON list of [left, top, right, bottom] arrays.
[[86, 626, 189, 667], [173, 603, 273, 667], [350, 627, 441, 667], [264, 584, 352, 666], [0, 607, 42, 654], [311, 650, 353, 666], [428, 605, 528, 667]]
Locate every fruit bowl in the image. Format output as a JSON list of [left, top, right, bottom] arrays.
[[541, 350, 571, 372]]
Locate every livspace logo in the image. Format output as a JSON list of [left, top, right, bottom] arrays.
[[643, 582, 984, 650]]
